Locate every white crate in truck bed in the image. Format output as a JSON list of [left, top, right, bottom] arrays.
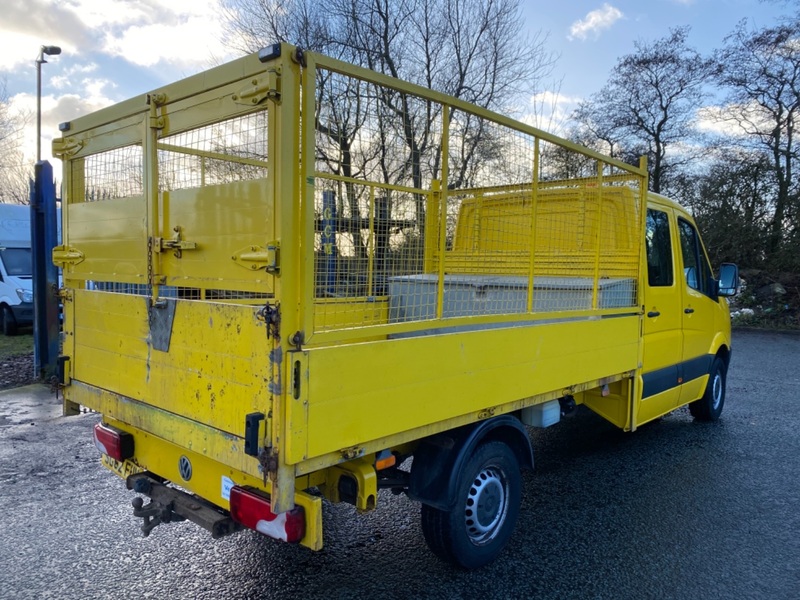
[[388, 274, 636, 322]]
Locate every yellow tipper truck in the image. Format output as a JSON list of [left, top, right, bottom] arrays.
[[53, 43, 739, 568]]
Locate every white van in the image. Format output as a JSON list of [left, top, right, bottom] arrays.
[[0, 204, 33, 336]]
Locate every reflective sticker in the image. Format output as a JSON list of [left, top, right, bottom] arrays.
[[221, 476, 235, 501]]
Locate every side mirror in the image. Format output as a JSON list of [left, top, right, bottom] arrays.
[[684, 266, 698, 289], [718, 263, 739, 297]]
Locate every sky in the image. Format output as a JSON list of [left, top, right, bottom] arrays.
[[0, 0, 795, 173]]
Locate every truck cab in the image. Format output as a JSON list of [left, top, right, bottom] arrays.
[[639, 194, 738, 425]]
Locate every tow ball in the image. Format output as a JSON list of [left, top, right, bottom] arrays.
[[131, 496, 186, 536], [126, 472, 240, 539]]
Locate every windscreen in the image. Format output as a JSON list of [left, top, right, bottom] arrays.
[[0, 248, 32, 276]]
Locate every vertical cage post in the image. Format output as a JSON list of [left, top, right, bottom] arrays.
[[367, 187, 376, 296], [526, 138, 540, 313], [591, 161, 605, 310], [424, 181, 440, 274], [375, 195, 390, 296], [436, 106, 450, 319], [144, 98, 162, 303], [300, 52, 318, 340], [269, 45, 302, 514]]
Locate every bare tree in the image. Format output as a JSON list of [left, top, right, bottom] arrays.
[[714, 17, 800, 262], [571, 27, 716, 194], [0, 81, 31, 205], [220, 0, 555, 186], [673, 149, 775, 268], [220, 0, 556, 274]]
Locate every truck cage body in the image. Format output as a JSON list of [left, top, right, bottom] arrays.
[[55, 43, 648, 548]]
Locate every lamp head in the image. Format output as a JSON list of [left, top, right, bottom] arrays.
[[42, 46, 61, 56]]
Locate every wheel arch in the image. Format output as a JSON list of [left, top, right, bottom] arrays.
[[716, 343, 731, 369], [409, 414, 532, 511]]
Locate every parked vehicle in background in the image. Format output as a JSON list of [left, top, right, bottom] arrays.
[[0, 204, 32, 336], [54, 43, 739, 569]]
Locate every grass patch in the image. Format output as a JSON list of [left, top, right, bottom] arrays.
[[0, 333, 34, 359]]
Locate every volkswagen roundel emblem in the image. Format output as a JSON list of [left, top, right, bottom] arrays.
[[178, 456, 193, 481]]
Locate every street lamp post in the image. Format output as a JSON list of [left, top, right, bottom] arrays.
[[36, 45, 61, 163], [33, 44, 62, 382]]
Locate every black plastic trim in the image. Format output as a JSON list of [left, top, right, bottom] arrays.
[[244, 412, 265, 457], [642, 354, 714, 399]]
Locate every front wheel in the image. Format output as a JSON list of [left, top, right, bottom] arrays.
[[2, 306, 18, 336], [420, 441, 521, 569], [689, 357, 726, 421]]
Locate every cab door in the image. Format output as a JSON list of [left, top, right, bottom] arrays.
[[638, 206, 683, 424], [676, 218, 717, 405]]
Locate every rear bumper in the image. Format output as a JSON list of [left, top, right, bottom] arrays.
[[94, 410, 323, 550]]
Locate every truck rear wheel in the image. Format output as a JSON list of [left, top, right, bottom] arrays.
[[420, 441, 521, 569], [689, 357, 726, 421]]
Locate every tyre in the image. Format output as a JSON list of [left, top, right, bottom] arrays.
[[2, 306, 18, 336], [420, 441, 521, 569], [689, 356, 726, 421]]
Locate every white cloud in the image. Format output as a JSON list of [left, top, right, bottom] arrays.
[[695, 103, 765, 138], [0, 0, 92, 70], [568, 4, 624, 42], [50, 63, 100, 90], [522, 91, 583, 135], [104, 13, 233, 68], [10, 80, 116, 165], [0, 0, 234, 72], [97, 0, 235, 69]]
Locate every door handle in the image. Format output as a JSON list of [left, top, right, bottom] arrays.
[[684, 308, 695, 314], [647, 311, 660, 318]]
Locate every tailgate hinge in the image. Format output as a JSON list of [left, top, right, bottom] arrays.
[[232, 242, 280, 273], [232, 69, 281, 106], [52, 137, 84, 158], [258, 446, 279, 484]]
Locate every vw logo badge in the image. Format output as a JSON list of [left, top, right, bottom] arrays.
[[178, 456, 193, 481]]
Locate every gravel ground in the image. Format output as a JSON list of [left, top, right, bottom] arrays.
[[0, 353, 36, 390], [0, 330, 798, 599]]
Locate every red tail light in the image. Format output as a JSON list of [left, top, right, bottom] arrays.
[[93, 422, 134, 462], [229, 486, 305, 543]]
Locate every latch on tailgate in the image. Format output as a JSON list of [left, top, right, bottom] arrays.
[[155, 225, 197, 259]]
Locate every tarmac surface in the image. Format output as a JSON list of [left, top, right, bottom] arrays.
[[0, 329, 798, 599]]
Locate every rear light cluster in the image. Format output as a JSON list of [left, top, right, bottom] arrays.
[[229, 486, 305, 543], [93, 422, 134, 462]]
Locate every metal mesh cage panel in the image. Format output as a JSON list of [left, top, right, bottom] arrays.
[[83, 145, 143, 201], [311, 68, 642, 334], [158, 112, 268, 191]]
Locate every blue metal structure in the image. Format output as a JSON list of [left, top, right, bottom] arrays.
[[30, 160, 60, 378]]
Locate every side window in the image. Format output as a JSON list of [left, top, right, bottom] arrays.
[[645, 209, 673, 287], [678, 219, 712, 296]]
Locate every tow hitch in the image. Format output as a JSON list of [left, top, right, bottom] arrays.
[[126, 473, 240, 539]]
